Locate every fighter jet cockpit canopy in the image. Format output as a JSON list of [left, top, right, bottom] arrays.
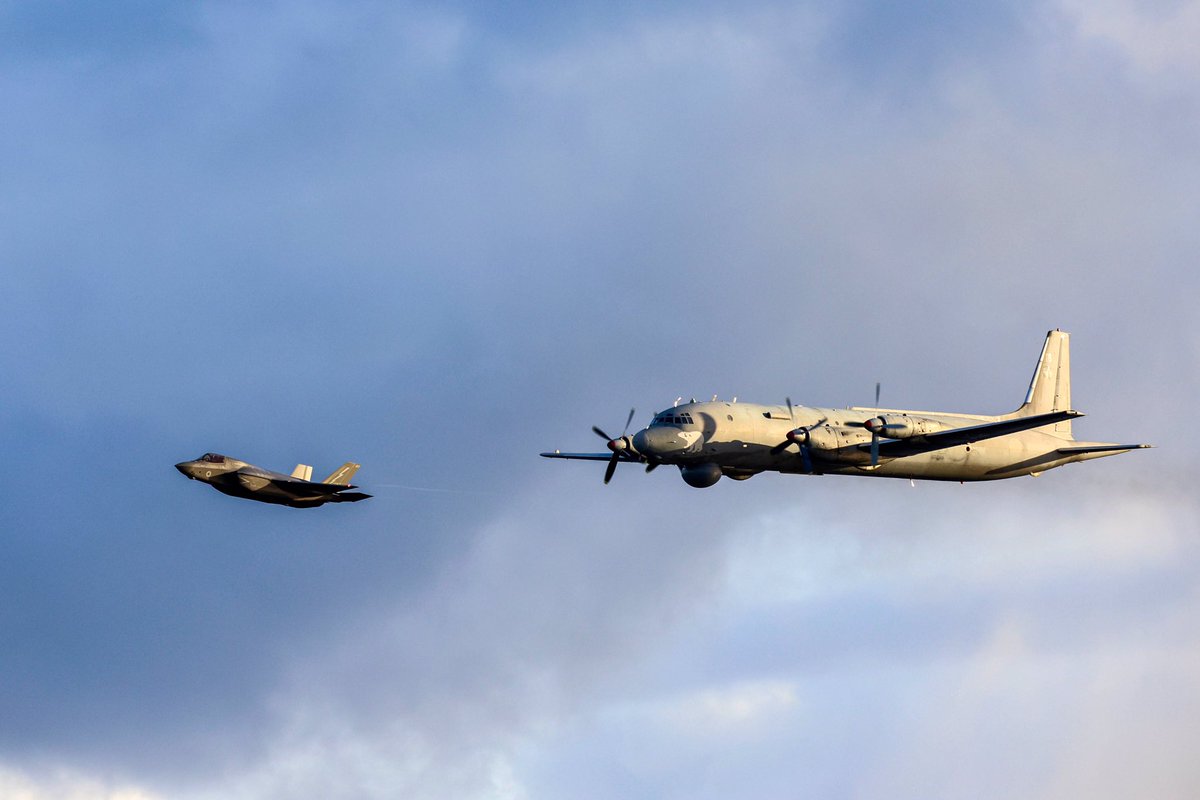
[[200, 453, 226, 464], [651, 411, 694, 427]]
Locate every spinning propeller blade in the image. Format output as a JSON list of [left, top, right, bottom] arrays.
[[594, 409, 636, 484], [769, 399, 819, 473], [769, 397, 796, 455], [604, 453, 620, 484]]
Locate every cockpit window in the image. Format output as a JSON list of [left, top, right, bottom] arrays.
[[201, 453, 225, 464], [652, 413, 694, 426]]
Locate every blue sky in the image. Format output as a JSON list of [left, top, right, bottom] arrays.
[[1, 1, 1197, 797]]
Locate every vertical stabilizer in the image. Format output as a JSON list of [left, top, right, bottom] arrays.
[[291, 464, 313, 481], [324, 462, 360, 486], [1015, 330, 1073, 436]]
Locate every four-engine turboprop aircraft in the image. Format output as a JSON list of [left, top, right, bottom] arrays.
[[541, 330, 1150, 487], [175, 453, 371, 507]]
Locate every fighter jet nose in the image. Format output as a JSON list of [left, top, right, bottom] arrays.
[[175, 462, 193, 477]]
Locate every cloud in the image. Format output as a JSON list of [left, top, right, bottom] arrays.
[[1057, 0, 1200, 75], [0, 766, 162, 800], [0, 0, 1195, 798], [656, 678, 799, 728]]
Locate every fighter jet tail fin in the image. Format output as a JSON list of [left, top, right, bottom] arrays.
[[324, 462, 361, 486], [291, 464, 314, 481], [1009, 329, 1073, 438]]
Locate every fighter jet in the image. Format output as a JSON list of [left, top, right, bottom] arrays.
[[175, 454, 371, 507], [542, 330, 1151, 487]]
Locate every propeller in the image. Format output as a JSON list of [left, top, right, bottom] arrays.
[[592, 408, 637, 484], [843, 382, 894, 467], [769, 397, 796, 455], [769, 398, 819, 473]]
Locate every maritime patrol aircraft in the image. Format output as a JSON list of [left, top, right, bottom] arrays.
[[175, 454, 370, 507], [542, 330, 1150, 487]]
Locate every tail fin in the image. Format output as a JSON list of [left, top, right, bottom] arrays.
[[291, 464, 313, 481], [1013, 329, 1073, 437], [323, 462, 360, 486]]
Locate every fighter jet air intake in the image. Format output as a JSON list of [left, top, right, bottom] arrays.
[[176, 454, 371, 507], [542, 330, 1151, 487]]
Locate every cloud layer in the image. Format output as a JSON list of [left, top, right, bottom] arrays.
[[1, 1, 1195, 797]]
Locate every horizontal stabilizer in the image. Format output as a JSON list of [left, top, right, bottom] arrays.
[[327, 491, 371, 503], [1058, 443, 1152, 454], [304, 480, 362, 493]]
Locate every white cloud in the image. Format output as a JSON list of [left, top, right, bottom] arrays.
[[0, 766, 162, 800], [658, 679, 799, 729], [1058, 0, 1200, 75], [723, 481, 1195, 610]]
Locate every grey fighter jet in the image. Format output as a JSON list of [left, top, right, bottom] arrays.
[[542, 330, 1151, 487], [175, 454, 371, 507]]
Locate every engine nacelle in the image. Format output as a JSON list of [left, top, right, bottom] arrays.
[[680, 463, 723, 488], [788, 425, 841, 451], [863, 415, 947, 439]]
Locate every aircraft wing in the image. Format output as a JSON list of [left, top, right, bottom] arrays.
[[540, 451, 641, 462], [867, 410, 1084, 458]]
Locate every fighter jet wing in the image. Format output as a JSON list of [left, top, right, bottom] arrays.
[[540, 451, 641, 462], [866, 410, 1083, 458], [237, 473, 272, 491]]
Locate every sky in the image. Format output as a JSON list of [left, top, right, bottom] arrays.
[[1, 0, 1197, 797]]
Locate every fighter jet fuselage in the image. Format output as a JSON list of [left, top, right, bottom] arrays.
[[175, 454, 370, 508]]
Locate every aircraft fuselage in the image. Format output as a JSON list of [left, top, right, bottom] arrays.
[[633, 401, 1097, 483], [175, 454, 370, 507]]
